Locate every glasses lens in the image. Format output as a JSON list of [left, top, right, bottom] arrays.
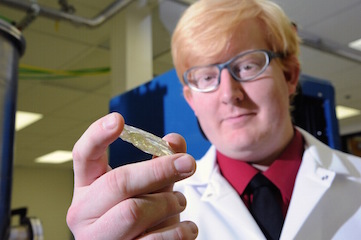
[[229, 51, 268, 81], [185, 65, 219, 91]]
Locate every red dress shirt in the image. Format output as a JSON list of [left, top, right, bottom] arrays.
[[217, 129, 304, 217]]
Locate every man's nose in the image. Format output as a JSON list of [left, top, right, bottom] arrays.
[[219, 69, 245, 104]]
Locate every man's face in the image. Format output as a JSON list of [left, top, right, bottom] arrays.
[[183, 19, 299, 164]]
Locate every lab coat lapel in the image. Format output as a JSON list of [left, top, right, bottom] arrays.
[[283, 129, 361, 239], [281, 147, 336, 239], [201, 165, 267, 239]]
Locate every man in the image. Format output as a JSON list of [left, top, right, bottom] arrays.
[[67, 0, 361, 239]]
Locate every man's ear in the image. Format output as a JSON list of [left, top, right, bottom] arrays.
[[183, 86, 196, 112], [284, 56, 300, 96]]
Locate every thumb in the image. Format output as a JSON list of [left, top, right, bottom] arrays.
[[72, 113, 124, 187]]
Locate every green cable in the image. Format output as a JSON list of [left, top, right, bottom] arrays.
[[19, 65, 111, 80], [0, 15, 14, 24]]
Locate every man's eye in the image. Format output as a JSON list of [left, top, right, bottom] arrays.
[[234, 61, 261, 76], [241, 63, 257, 71], [200, 75, 216, 81], [196, 73, 217, 88]]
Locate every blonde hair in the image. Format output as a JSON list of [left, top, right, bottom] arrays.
[[171, 0, 300, 83]]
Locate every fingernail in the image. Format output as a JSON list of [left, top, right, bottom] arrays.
[[174, 154, 195, 175], [102, 114, 117, 130], [174, 192, 186, 207], [187, 221, 198, 235]]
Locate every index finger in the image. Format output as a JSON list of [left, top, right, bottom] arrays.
[[163, 133, 187, 154]]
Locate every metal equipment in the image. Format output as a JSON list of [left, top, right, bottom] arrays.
[[0, 18, 25, 240], [9, 208, 43, 240]]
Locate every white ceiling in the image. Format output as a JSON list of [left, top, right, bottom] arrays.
[[1, 0, 361, 169]]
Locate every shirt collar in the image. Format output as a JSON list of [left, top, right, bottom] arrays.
[[217, 129, 304, 205]]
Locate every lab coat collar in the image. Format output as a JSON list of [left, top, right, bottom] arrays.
[[297, 127, 361, 178]]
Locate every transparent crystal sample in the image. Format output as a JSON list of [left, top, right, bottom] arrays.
[[119, 124, 175, 156]]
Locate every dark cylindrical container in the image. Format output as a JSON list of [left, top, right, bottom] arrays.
[[0, 19, 26, 239]]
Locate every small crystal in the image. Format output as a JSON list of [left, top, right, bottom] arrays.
[[119, 124, 175, 156]]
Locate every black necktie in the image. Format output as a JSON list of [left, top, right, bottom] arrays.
[[245, 173, 284, 240]]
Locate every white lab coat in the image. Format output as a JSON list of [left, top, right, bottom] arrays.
[[175, 128, 361, 239]]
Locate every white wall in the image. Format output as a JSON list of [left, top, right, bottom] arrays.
[[11, 166, 74, 240]]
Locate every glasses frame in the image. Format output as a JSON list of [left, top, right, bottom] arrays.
[[183, 49, 285, 93]]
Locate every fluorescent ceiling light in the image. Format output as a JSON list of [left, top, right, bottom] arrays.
[[35, 150, 73, 164], [336, 105, 361, 120], [349, 38, 361, 51], [16, 111, 43, 131]]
